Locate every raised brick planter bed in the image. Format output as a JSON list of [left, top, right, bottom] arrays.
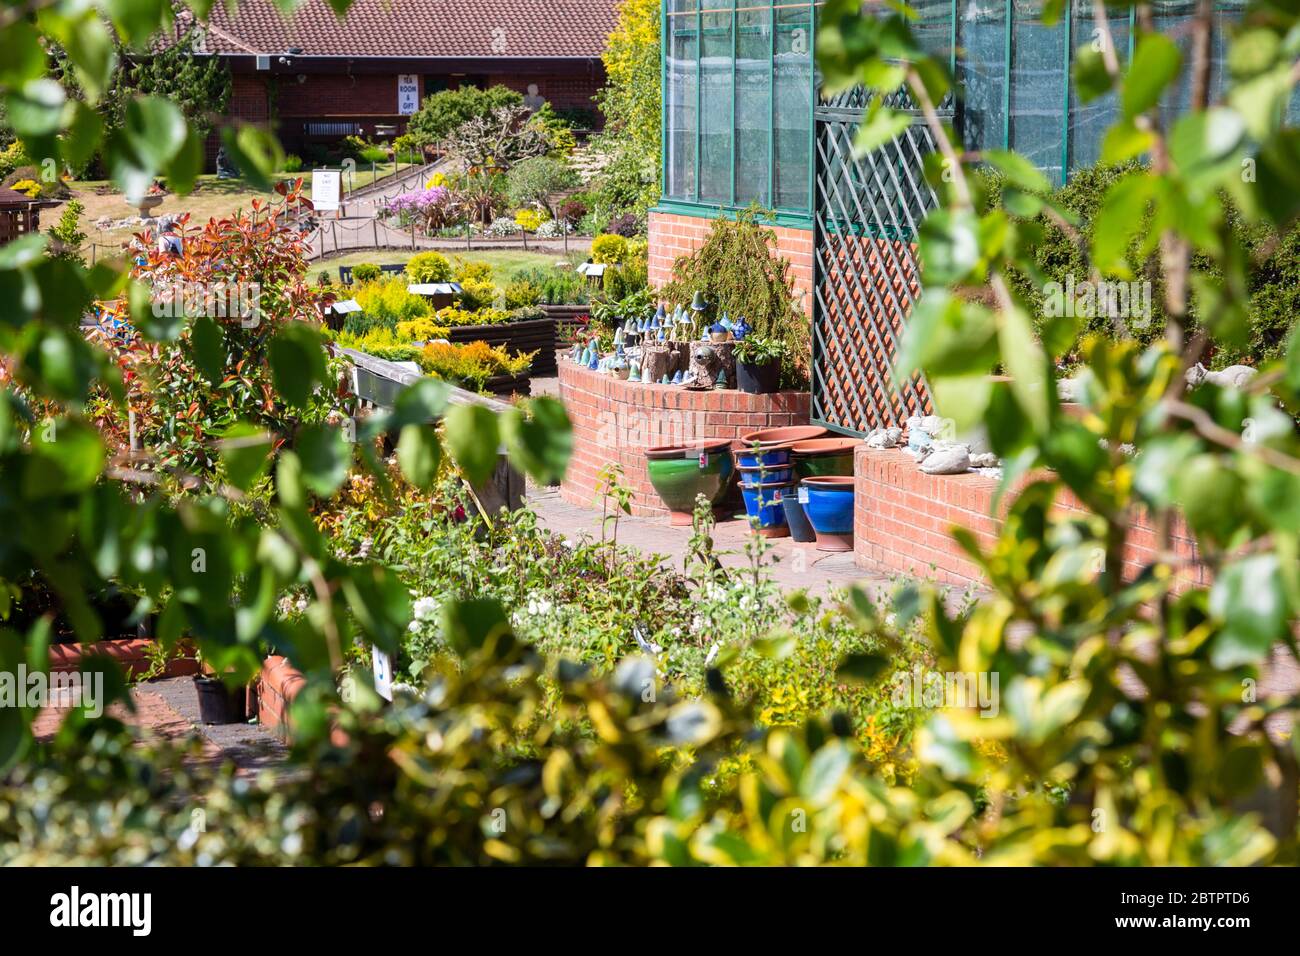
[[49, 638, 198, 679], [852, 446, 1206, 590], [558, 357, 810, 516]]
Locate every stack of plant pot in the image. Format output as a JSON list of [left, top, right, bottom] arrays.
[[730, 426, 827, 537], [788, 437, 861, 551]]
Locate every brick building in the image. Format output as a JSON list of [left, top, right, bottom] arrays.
[[187, 0, 619, 156]]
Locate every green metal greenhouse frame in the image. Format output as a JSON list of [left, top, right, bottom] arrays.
[[658, 0, 1247, 226]]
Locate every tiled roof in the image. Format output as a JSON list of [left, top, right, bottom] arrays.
[[196, 0, 620, 59]]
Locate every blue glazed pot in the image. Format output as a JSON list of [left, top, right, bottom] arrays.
[[739, 480, 792, 538], [802, 475, 855, 552], [781, 483, 816, 543], [734, 445, 793, 469], [737, 463, 793, 486]]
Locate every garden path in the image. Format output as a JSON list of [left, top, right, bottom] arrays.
[[33, 676, 288, 776], [527, 484, 903, 603]]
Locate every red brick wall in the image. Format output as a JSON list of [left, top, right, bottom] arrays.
[[558, 358, 810, 517], [276, 73, 408, 118], [648, 210, 814, 316], [231, 73, 271, 123], [853, 447, 1206, 590], [485, 73, 604, 112]]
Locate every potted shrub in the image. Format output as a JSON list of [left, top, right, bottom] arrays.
[[733, 335, 784, 395]]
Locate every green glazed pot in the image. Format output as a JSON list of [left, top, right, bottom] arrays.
[[796, 453, 854, 478], [791, 437, 860, 479], [646, 439, 735, 525]]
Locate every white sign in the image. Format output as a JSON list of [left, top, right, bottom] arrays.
[[372, 645, 393, 701], [397, 74, 420, 115], [311, 168, 341, 212]]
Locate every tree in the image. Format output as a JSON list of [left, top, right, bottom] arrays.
[[505, 156, 579, 219], [591, 0, 662, 218], [50, 25, 231, 176], [405, 84, 524, 147], [446, 105, 551, 174]]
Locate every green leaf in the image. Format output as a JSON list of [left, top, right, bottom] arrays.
[[441, 597, 511, 657], [983, 149, 1050, 194], [835, 652, 891, 684], [853, 102, 912, 155], [799, 741, 851, 803], [57, 14, 118, 103], [443, 402, 500, 488], [918, 209, 981, 285], [110, 96, 188, 201], [896, 290, 999, 378], [499, 397, 572, 485], [296, 424, 350, 498], [62, 100, 105, 172], [396, 423, 442, 490], [1071, 44, 1113, 104], [0, 21, 49, 87], [219, 424, 273, 493], [1122, 33, 1182, 119], [269, 322, 327, 408], [190, 316, 225, 385], [1100, 119, 1155, 166], [24, 418, 105, 498], [1210, 554, 1289, 667], [1175, 454, 1246, 548], [6, 79, 66, 137], [1168, 108, 1246, 192], [1092, 172, 1155, 276], [220, 125, 285, 191], [998, 304, 1049, 434]]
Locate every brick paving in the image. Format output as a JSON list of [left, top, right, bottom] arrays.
[[32, 677, 288, 775]]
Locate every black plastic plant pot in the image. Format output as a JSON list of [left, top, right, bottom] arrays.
[[737, 359, 780, 395], [194, 675, 246, 724]]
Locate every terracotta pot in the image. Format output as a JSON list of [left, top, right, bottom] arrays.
[[645, 439, 735, 525], [738, 425, 827, 448]]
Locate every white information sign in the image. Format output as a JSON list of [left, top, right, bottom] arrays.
[[397, 74, 420, 115], [372, 645, 393, 701], [311, 168, 341, 212]]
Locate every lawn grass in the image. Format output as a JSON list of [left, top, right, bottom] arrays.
[[70, 165, 404, 245], [316, 248, 586, 283]]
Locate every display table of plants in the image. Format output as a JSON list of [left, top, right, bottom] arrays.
[[337, 253, 560, 378], [330, 255, 543, 397]]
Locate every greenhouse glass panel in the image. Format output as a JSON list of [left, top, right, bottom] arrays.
[[774, 3, 813, 210], [665, 3, 697, 200], [699, 0, 734, 203], [1068, 3, 1129, 170], [959, 0, 1008, 154], [1154, 0, 1197, 130], [736, 5, 772, 205], [913, 0, 955, 63], [1010, 0, 1066, 184]]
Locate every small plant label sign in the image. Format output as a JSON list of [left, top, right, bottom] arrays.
[[373, 645, 393, 701], [698, 452, 708, 469], [798, 486, 809, 504]]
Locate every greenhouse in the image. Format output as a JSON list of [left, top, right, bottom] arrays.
[[661, 0, 1250, 225]]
